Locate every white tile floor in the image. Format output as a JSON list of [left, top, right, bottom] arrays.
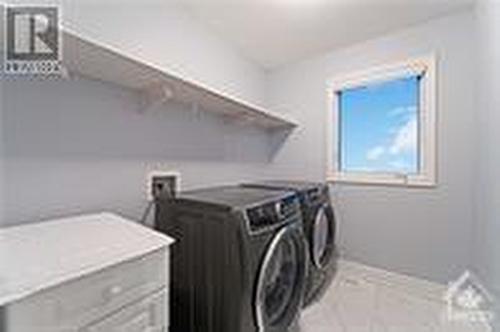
[[297, 261, 492, 332]]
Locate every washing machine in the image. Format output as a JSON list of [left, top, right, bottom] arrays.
[[154, 186, 309, 332], [242, 181, 338, 307]]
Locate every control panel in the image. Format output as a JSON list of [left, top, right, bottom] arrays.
[[246, 194, 300, 233], [277, 194, 300, 221]]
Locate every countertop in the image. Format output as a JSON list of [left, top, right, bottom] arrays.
[[0, 212, 174, 306]]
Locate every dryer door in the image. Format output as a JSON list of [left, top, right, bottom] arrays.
[[255, 224, 307, 331], [311, 204, 336, 269]]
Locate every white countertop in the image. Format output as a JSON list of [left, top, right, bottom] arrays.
[[0, 212, 174, 306]]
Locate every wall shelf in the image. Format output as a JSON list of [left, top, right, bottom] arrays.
[[62, 30, 298, 131]]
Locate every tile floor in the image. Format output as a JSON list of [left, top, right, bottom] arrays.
[[297, 261, 493, 332]]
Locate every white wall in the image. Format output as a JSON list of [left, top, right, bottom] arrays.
[[0, 1, 486, 289], [1, 76, 274, 226], [0, 4, 5, 225], [0, 0, 267, 106], [61, 1, 268, 107], [475, 0, 500, 328], [0, 78, 4, 225], [266, 11, 477, 283], [0, 2, 273, 226]]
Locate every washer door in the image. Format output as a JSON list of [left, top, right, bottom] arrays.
[[255, 225, 307, 331], [311, 204, 336, 269]]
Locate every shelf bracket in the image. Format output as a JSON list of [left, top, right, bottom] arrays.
[[191, 102, 202, 120], [137, 83, 174, 113]]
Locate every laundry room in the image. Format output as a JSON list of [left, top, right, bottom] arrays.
[[0, 0, 499, 331]]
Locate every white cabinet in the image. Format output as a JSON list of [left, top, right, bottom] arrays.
[[83, 290, 165, 332], [0, 213, 174, 332], [5, 250, 169, 331]]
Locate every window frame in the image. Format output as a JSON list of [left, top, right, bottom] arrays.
[[326, 55, 437, 187]]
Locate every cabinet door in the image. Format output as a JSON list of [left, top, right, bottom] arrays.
[[83, 290, 165, 332], [6, 249, 168, 332]]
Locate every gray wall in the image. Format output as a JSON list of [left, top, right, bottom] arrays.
[[0, 4, 5, 225], [0, 2, 274, 227], [266, 11, 477, 283], [1, 76, 273, 226], [0, 2, 486, 290], [475, 1, 500, 329], [0, 78, 4, 224], [0, 0, 268, 107]]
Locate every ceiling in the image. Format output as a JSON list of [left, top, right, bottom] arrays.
[[179, 0, 475, 69]]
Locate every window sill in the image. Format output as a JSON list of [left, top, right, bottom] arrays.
[[327, 173, 437, 188]]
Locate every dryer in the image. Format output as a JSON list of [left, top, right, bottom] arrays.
[[242, 181, 338, 307], [154, 186, 308, 332]]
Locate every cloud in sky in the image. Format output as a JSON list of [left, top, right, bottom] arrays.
[[388, 106, 417, 118], [344, 76, 419, 173], [366, 146, 385, 161], [364, 115, 417, 163], [389, 116, 417, 155]]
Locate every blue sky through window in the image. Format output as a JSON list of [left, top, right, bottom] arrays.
[[338, 76, 419, 174]]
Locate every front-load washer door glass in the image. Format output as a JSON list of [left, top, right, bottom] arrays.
[[312, 204, 336, 269], [255, 225, 307, 330]]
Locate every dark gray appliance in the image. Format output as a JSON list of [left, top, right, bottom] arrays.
[[242, 181, 338, 307], [154, 186, 308, 332]]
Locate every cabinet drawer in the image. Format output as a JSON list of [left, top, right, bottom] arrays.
[[82, 290, 165, 332], [7, 249, 168, 332]]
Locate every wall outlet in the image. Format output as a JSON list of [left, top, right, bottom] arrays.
[[146, 171, 180, 201]]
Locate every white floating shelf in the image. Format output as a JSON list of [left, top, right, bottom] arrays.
[[62, 30, 298, 131]]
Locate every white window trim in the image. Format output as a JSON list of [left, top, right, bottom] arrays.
[[326, 55, 437, 187]]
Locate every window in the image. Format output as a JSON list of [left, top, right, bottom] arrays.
[[327, 56, 437, 187]]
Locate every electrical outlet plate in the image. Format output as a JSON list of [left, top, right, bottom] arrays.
[[146, 171, 180, 201]]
